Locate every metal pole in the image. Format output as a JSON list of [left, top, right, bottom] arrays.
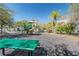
[[28, 51, 32, 56], [2, 48, 5, 56]]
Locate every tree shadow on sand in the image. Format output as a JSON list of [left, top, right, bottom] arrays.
[[0, 33, 42, 39], [6, 47, 47, 56], [0, 34, 32, 39]]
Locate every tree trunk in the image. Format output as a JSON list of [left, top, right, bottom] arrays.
[[53, 18, 56, 33], [1, 24, 3, 34], [27, 30, 29, 35]]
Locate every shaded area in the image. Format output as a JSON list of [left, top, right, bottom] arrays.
[[6, 44, 79, 56], [6, 47, 47, 56], [0, 33, 42, 39], [47, 44, 79, 56], [0, 34, 31, 39], [6, 49, 29, 56], [33, 47, 47, 56]]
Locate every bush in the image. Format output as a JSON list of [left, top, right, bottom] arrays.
[[56, 23, 76, 34], [64, 23, 76, 34], [56, 26, 64, 34]]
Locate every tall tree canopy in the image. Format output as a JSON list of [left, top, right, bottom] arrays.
[[69, 4, 79, 23], [49, 11, 60, 27], [0, 4, 13, 34]]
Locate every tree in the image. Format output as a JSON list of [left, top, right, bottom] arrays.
[[0, 4, 13, 34], [49, 11, 60, 32], [56, 23, 76, 34], [46, 22, 53, 32], [15, 20, 27, 27], [69, 4, 79, 23], [15, 20, 32, 34]]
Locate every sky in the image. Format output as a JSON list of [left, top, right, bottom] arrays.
[[5, 3, 69, 24]]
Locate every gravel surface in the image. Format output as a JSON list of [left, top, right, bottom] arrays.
[[0, 33, 79, 56]]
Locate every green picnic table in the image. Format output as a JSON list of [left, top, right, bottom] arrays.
[[0, 38, 40, 56]]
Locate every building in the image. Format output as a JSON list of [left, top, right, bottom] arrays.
[[29, 20, 41, 34]]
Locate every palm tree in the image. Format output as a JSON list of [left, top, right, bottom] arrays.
[[49, 11, 60, 33], [0, 4, 13, 34]]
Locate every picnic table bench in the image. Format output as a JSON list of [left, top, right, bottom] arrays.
[[0, 38, 40, 56]]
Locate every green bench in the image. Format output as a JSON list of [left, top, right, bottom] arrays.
[[0, 38, 40, 56]]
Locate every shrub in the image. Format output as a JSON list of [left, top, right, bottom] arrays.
[[56, 26, 64, 33], [56, 23, 76, 34], [64, 23, 76, 34]]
